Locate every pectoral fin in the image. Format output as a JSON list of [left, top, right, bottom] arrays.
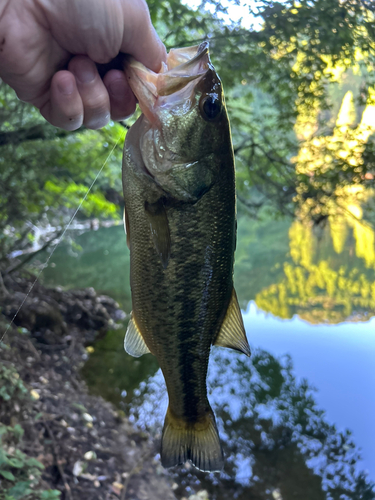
[[214, 289, 250, 357], [145, 200, 171, 269], [124, 314, 151, 357], [123, 207, 130, 249]]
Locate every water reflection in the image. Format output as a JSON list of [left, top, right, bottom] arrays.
[[243, 303, 375, 481], [239, 218, 375, 323], [38, 215, 375, 493], [41, 225, 132, 311], [128, 345, 373, 499], [81, 328, 159, 407]]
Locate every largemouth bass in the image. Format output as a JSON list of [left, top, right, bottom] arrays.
[[122, 42, 250, 472]]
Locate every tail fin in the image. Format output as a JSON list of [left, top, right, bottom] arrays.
[[161, 406, 223, 472]]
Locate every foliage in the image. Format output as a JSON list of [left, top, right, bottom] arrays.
[[0, 0, 374, 266], [147, 0, 375, 222], [0, 364, 28, 403], [0, 423, 61, 500], [238, 2, 374, 219], [294, 89, 375, 222], [0, 365, 61, 500], [0, 83, 124, 265]]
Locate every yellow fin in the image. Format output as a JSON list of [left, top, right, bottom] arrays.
[[145, 200, 171, 269], [214, 289, 250, 357], [161, 406, 223, 472], [124, 315, 151, 357]]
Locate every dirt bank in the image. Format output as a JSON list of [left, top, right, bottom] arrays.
[[0, 271, 179, 500]]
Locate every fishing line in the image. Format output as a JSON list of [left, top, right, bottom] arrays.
[[0, 133, 124, 343]]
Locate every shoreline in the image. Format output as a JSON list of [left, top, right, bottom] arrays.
[[0, 271, 178, 500]]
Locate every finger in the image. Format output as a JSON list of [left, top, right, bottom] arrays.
[[40, 71, 84, 131], [119, 0, 167, 72], [69, 55, 111, 130], [103, 69, 136, 121]]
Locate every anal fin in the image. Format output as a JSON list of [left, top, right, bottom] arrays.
[[214, 288, 251, 357], [124, 314, 151, 357]]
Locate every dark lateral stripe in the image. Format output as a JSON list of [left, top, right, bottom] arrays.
[[175, 227, 205, 418]]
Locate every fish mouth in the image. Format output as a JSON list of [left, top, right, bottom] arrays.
[[124, 43, 210, 124]]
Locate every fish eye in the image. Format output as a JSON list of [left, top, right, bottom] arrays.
[[200, 94, 222, 121]]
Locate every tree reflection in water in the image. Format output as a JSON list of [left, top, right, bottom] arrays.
[[127, 348, 375, 500], [256, 219, 375, 324], [42, 186, 375, 497]]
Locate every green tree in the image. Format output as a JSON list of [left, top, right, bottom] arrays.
[[0, 83, 124, 272], [2, 0, 375, 273]]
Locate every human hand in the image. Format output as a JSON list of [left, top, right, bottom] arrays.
[[0, 0, 166, 130]]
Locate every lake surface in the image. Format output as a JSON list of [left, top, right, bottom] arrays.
[[41, 214, 375, 499]]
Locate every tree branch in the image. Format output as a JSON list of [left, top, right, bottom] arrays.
[[0, 124, 76, 147], [0, 271, 9, 297], [4, 231, 63, 276]]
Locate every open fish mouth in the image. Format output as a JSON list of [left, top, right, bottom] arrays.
[[124, 42, 210, 124]]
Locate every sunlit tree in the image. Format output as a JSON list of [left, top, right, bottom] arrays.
[[256, 219, 375, 322]]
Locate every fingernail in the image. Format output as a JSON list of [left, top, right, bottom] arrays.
[[108, 80, 126, 98], [86, 112, 111, 130], [57, 78, 74, 96], [65, 115, 83, 131], [74, 60, 96, 84]]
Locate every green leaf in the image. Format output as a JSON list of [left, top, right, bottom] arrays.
[[25, 457, 44, 469], [40, 490, 62, 500], [7, 458, 24, 468], [7, 481, 32, 499], [0, 387, 11, 401], [12, 425, 24, 440], [0, 448, 8, 466], [0, 469, 16, 481]]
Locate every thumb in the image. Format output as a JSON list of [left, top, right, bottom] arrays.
[[119, 0, 167, 72]]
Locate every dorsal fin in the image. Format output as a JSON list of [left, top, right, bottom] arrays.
[[214, 289, 250, 357], [145, 200, 171, 269], [124, 314, 151, 357]]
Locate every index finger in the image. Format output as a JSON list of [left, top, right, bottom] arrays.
[[119, 0, 167, 72]]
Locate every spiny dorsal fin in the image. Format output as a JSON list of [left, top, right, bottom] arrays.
[[214, 288, 250, 357], [145, 200, 171, 269], [124, 314, 151, 357], [123, 207, 130, 249]]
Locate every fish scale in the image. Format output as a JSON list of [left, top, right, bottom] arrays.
[[122, 43, 250, 471], [126, 173, 234, 412]]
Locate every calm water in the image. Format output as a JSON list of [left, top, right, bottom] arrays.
[[41, 214, 375, 498]]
